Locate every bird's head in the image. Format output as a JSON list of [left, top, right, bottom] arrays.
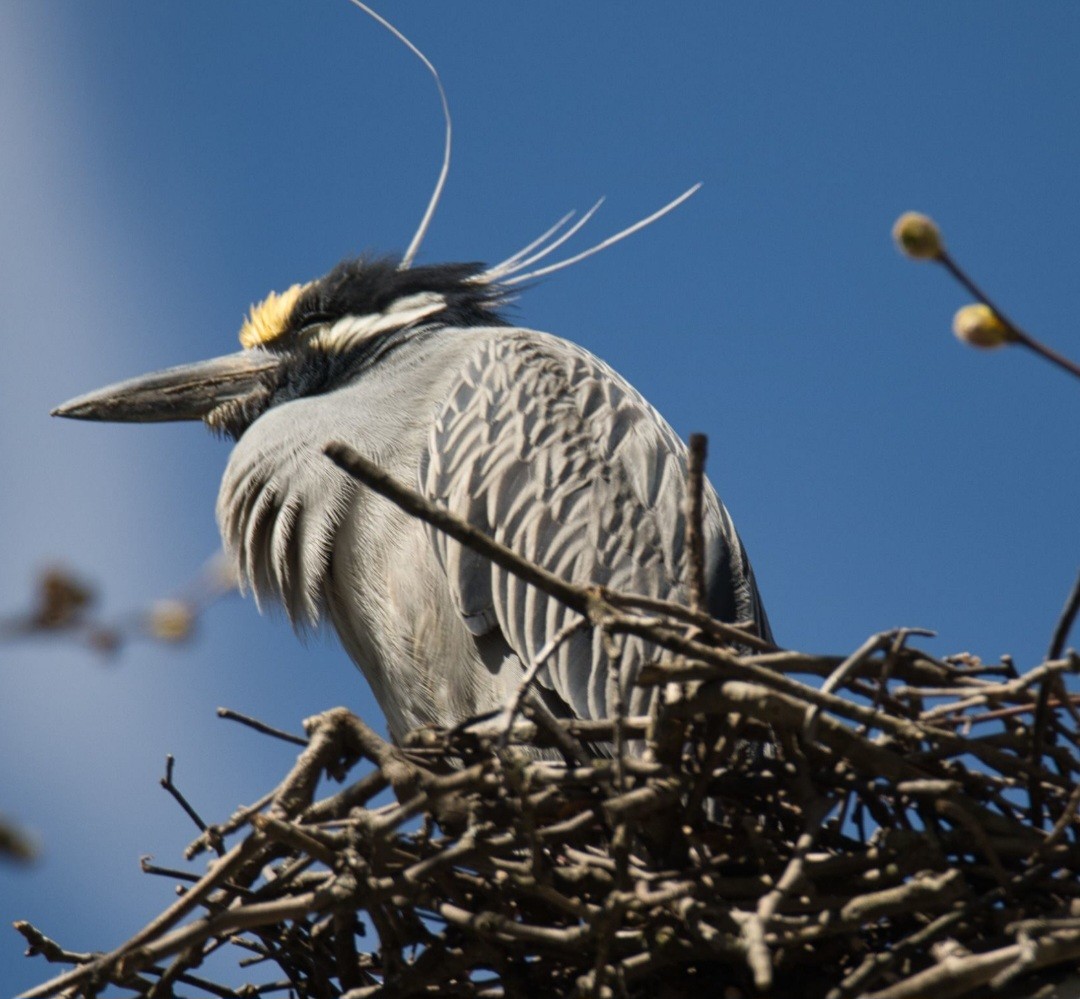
[[52, 257, 506, 439]]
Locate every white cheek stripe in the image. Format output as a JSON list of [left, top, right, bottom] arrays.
[[315, 292, 447, 352]]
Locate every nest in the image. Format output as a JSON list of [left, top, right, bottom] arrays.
[[17, 445, 1080, 999]]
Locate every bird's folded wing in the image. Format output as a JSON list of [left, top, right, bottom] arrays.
[[420, 330, 766, 720]]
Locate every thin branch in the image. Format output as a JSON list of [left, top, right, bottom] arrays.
[[160, 755, 209, 837], [497, 616, 588, 750], [324, 442, 591, 618], [684, 433, 708, 615], [1048, 568, 1080, 660], [218, 708, 307, 747]]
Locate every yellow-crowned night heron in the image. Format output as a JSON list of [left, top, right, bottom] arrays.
[[53, 249, 770, 741], [52, 6, 770, 743]]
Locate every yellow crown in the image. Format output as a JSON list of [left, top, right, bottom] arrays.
[[239, 282, 309, 349]]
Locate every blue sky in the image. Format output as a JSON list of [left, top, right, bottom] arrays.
[[2, 3, 1079, 994]]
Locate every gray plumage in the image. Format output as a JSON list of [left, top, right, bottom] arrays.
[[215, 322, 770, 742]]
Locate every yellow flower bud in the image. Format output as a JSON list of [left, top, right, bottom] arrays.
[[892, 212, 944, 260], [952, 303, 1012, 349], [149, 599, 195, 642]]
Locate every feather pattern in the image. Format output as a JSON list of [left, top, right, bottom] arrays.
[[420, 330, 771, 722]]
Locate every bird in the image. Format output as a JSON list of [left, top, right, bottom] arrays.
[[52, 7, 771, 746], [53, 249, 771, 742]]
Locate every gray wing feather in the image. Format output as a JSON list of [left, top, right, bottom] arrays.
[[420, 329, 769, 721]]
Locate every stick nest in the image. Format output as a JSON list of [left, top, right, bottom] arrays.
[[17, 628, 1080, 999], [16, 448, 1080, 998]]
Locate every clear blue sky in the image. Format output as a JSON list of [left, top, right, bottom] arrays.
[[2, 3, 1078, 993]]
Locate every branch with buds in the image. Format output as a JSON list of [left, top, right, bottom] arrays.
[[893, 211, 1080, 382]]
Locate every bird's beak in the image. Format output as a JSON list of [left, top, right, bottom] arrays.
[[52, 350, 282, 423]]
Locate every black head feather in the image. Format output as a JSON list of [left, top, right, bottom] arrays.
[[287, 256, 508, 338], [223, 256, 511, 439]]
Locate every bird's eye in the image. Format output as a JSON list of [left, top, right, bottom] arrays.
[[295, 314, 333, 338]]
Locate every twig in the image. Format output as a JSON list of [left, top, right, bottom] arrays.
[[1048, 568, 1080, 660], [324, 442, 590, 618], [802, 631, 892, 743], [218, 707, 307, 747], [863, 928, 1080, 999], [497, 616, 588, 749], [140, 856, 201, 885], [160, 755, 209, 837], [937, 250, 1080, 383], [684, 433, 708, 614]]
